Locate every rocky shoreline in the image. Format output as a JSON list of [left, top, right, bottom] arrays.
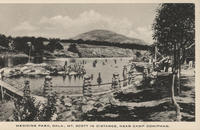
[[0, 62, 85, 78]]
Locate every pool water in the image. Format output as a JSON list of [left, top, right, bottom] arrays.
[[8, 57, 133, 96]]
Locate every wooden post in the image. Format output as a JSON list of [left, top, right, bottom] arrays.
[[64, 61, 68, 75], [0, 70, 4, 81], [143, 67, 149, 77], [128, 70, 133, 85], [23, 80, 31, 98], [111, 72, 121, 90], [128, 63, 137, 85], [123, 66, 128, 87], [0, 86, 4, 100], [83, 75, 92, 97], [43, 76, 53, 97]]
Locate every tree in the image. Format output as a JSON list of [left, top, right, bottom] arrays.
[[152, 3, 194, 121], [13, 36, 35, 54], [13, 93, 58, 121], [8, 40, 15, 51], [0, 34, 9, 48], [153, 3, 194, 59], [68, 44, 78, 53], [46, 39, 63, 52], [68, 43, 81, 57], [153, 3, 194, 91], [13, 97, 40, 121]]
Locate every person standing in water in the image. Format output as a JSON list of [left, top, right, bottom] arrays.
[[114, 59, 117, 64], [97, 72, 102, 87], [63, 61, 68, 74], [91, 74, 94, 80]]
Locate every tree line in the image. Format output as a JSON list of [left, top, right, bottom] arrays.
[[62, 39, 151, 50], [0, 34, 152, 57], [0, 34, 63, 56]]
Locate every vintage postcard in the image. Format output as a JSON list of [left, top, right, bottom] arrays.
[[0, 0, 199, 130]]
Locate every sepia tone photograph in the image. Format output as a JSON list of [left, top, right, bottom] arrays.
[[0, 2, 195, 122]]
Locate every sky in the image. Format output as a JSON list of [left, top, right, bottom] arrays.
[[0, 4, 159, 44]]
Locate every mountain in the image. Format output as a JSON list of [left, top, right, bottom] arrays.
[[72, 29, 149, 46], [61, 29, 151, 58]]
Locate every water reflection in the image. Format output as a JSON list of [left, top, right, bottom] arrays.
[[0, 56, 28, 68], [0, 56, 44, 68], [73, 75, 77, 81], [68, 75, 72, 83], [62, 75, 66, 82]]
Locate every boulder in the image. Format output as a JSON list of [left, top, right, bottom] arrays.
[[56, 99, 62, 106], [135, 80, 141, 86], [72, 98, 83, 106], [87, 100, 96, 106], [25, 62, 48, 67], [0, 67, 13, 77], [51, 113, 58, 121], [20, 66, 29, 72], [94, 102, 105, 112], [22, 66, 50, 76], [99, 96, 111, 104], [81, 97, 88, 105], [61, 111, 73, 119], [134, 75, 143, 81], [58, 71, 65, 75], [62, 97, 72, 103], [69, 71, 78, 76], [97, 107, 104, 112], [81, 104, 94, 113], [22, 68, 33, 75], [56, 105, 66, 114], [90, 96, 100, 101], [62, 96, 72, 101], [65, 102, 72, 107], [0, 67, 23, 77], [109, 98, 120, 106]]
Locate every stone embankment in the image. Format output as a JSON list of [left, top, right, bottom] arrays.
[[0, 62, 85, 78]]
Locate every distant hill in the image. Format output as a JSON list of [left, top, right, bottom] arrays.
[[72, 29, 149, 46], [61, 29, 151, 57]]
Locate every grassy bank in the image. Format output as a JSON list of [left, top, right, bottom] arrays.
[[82, 68, 195, 121], [0, 101, 14, 121]]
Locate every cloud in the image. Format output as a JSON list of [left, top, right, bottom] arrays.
[[11, 10, 153, 43], [135, 25, 153, 44], [13, 21, 37, 31]]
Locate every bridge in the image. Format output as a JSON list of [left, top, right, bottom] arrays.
[[0, 80, 46, 103]]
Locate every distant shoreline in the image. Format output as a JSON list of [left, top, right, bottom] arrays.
[[0, 52, 28, 58]]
